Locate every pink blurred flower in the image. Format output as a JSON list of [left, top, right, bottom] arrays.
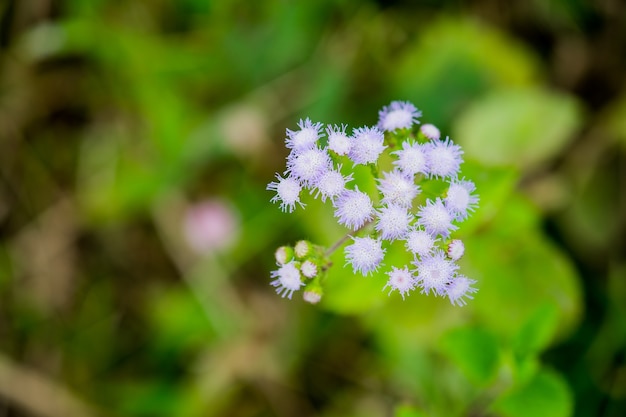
[[183, 199, 240, 254]]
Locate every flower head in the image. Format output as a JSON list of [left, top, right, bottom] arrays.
[[287, 147, 331, 187], [445, 179, 479, 221], [420, 123, 440, 140], [404, 228, 436, 257], [377, 101, 422, 132], [285, 118, 323, 151], [417, 198, 458, 238], [377, 170, 420, 208], [446, 275, 477, 306], [312, 167, 353, 202], [270, 262, 304, 299], [349, 126, 386, 165], [446, 239, 465, 261], [333, 187, 374, 230], [375, 204, 412, 241], [326, 124, 352, 156], [425, 138, 463, 178], [383, 266, 417, 299], [300, 260, 318, 278], [414, 250, 459, 296], [392, 141, 428, 177], [267, 174, 304, 213], [345, 236, 385, 276]]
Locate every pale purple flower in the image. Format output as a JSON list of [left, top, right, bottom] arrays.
[[377, 101, 422, 132], [446, 275, 477, 306], [392, 141, 428, 177], [417, 198, 458, 238], [383, 266, 417, 299], [349, 126, 386, 165], [312, 167, 353, 202], [420, 123, 440, 140], [345, 236, 385, 276], [286, 147, 331, 187], [326, 124, 352, 156], [414, 250, 459, 296], [375, 204, 412, 241], [445, 179, 479, 221], [270, 261, 304, 299], [333, 187, 374, 230], [303, 290, 322, 304], [285, 118, 323, 151], [425, 137, 463, 178], [377, 170, 419, 208], [447, 239, 465, 261], [267, 174, 305, 213], [404, 228, 436, 257]]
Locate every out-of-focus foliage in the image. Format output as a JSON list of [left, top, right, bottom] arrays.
[[0, 0, 624, 417]]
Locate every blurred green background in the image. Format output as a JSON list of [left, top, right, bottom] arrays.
[[0, 0, 624, 416]]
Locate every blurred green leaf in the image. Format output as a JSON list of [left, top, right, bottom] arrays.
[[439, 327, 500, 386], [392, 18, 541, 127], [513, 302, 560, 358], [491, 368, 573, 417], [455, 88, 583, 169], [395, 404, 429, 417]]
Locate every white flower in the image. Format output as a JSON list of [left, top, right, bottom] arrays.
[[417, 198, 458, 238], [349, 126, 386, 165], [383, 266, 417, 299], [287, 147, 331, 187], [270, 262, 304, 299], [377, 170, 419, 208], [326, 124, 352, 156], [345, 236, 385, 276], [300, 260, 318, 278], [445, 179, 479, 221], [333, 187, 374, 230], [285, 118, 323, 151], [312, 167, 353, 202], [404, 228, 436, 257], [446, 275, 477, 306], [392, 141, 428, 177], [267, 174, 304, 213], [425, 137, 463, 178], [413, 250, 459, 296], [377, 101, 421, 132], [375, 204, 412, 241]]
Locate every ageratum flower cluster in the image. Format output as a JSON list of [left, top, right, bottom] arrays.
[[267, 101, 479, 306]]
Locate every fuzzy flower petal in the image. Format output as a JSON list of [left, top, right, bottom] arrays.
[[349, 126, 386, 165], [333, 187, 375, 230], [286, 147, 331, 187], [392, 141, 428, 177], [378, 101, 422, 132], [267, 174, 305, 213], [285, 118, 323, 151], [345, 236, 385, 276], [417, 198, 458, 238], [383, 266, 417, 299], [377, 170, 420, 208], [270, 262, 304, 299], [405, 228, 436, 258], [413, 250, 459, 296], [446, 275, 477, 306], [445, 179, 479, 221], [425, 137, 463, 178], [312, 167, 353, 202], [375, 204, 412, 241], [326, 124, 352, 156]]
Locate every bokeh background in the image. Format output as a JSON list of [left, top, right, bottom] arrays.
[[0, 0, 625, 416]]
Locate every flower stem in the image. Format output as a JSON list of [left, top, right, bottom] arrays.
[[324, 221, 373, 258]]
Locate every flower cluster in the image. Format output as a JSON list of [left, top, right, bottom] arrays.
[[267, 101, 479, 306]]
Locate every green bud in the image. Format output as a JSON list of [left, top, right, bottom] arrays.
[[275, 246, 294, 265]]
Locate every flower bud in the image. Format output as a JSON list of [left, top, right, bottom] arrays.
[[447, 239, 465, 261], [294, 240, 312, 259], [300, 260, 318, 278], [420, 123, 440, 140], [275, 246, 294, 265]]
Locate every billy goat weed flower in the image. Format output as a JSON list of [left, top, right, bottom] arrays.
[[267, 100, 480, 305]]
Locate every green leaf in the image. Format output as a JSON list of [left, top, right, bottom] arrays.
[[491, 369, 573, 417], [455, 87, 583, 169], [439, 327, 500, 386], [513, 302, 560, 358]]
